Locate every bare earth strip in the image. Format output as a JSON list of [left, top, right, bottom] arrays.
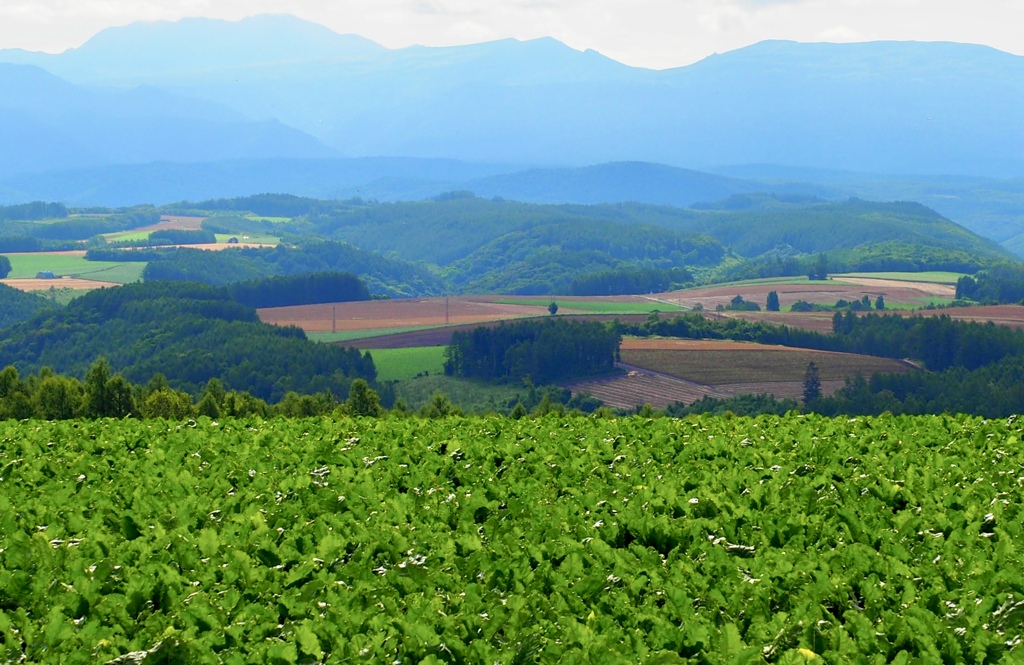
[[836, 277, 955, 297], [654, 279, 954, 310], [2, 278, 115, 291], [348, 315, 656, 349], [566, 369, 733, 410], [259, 298, 574, 333], [133, 215, 207, 233], [567, 342, 902, 409], [620, 344, 912, 386], [622, 339, 811, 352]]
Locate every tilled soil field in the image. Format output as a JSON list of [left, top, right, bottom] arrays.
[[652, 279, 954, 311], [259, 298, 556, 333], [620, 343, 913, 386], [1, 277, 115, 291]]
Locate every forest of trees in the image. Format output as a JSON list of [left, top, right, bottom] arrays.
[[955, 263, 1024, 303], [568, 266, 692, 296], [445, 319, 620, 384], [0, 281, 376, 402], [228, 272, 370, 309], [140, 241, 444, 298], [0, 201, 68, 221], [0, 283, 52, 328]]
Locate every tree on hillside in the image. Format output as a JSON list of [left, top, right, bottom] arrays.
[[549, 301, 559, 316], [0, 256, 10, 279], [802, 361, 822, 406], [345, 379, 382, 417], [766, 291, 780, 312], [875, 295, 885, 310], [808, 254, 829, 281]]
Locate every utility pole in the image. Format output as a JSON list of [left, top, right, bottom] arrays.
[[332, 304, 337, 334], [445, 296, 450, 325]]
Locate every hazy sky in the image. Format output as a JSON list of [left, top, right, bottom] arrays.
[[1, 0, 1021, 68]]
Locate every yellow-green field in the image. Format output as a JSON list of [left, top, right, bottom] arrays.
[[367, 346, 447, 382], [213, 233, 279, 245], [2, 253, 145, 283], [833, 271, 967, 284]]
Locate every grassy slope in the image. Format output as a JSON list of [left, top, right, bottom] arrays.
[[3, 253, 145, 283], [367, 346, 447, 382]]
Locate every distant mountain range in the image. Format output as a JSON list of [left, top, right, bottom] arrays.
[[0, 62, 335, 178], [3, 15, 1024, 178], [2, 15, 1024, 254]]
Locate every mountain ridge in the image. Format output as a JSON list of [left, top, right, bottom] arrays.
[[3, 15, 1023, 176]]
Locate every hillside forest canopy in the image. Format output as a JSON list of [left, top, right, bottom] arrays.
[[11, 192, 1004, 298]]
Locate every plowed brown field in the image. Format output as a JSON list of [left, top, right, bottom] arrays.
[[652, 279, 954, 311], [566, 371, 733, 409], [1, 278, 114, 291], [258, 298, 561, 332], [620, 341, 912, 386]]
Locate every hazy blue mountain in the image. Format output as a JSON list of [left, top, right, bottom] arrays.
[[711, 164, 1024, 253], [0, 15, 384, 83], [461, 162, 759, 207], [0, 158, 823, 209], [0, 63, 336, 178], [6, 16, 1023, 177], [0, 158, 514, 207]]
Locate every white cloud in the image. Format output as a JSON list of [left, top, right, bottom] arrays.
[[0, 0, 1021, 67]]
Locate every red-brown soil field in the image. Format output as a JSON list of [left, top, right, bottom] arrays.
[[565, 371, 733, 410], [138, 215, 207, 232], [651, 278, 954, 311], [727, 304, 1024, 333], [258, 297, 569, 332], [619, 339, 913, 385], [566, 339, 916, 407], [349, 315, 656, 349]]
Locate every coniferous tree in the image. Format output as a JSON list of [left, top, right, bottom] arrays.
[[802, 362, 822, 406]]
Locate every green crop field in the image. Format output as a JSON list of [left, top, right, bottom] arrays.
[[101, 230, 152, 243], [395, 375, 528, 413], [1, 414, 1020, 663], [492, 298, 683, 315], [214, 233, 279, 245], [2, 253, 145, 283], [308, 325, 446, 344], [834, 271, 968, 284], [368, 346, 447, 381]]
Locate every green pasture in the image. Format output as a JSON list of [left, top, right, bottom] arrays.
[[394, 375, 524, 413], [308, 325, 446, 344], [491, 298, 683, 315], [2, 253, 145, 283], [367, 346, 447, 382], [833, 271, 968, 284], [102, 230, 152, 243], [214, 233, 279, 245]]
